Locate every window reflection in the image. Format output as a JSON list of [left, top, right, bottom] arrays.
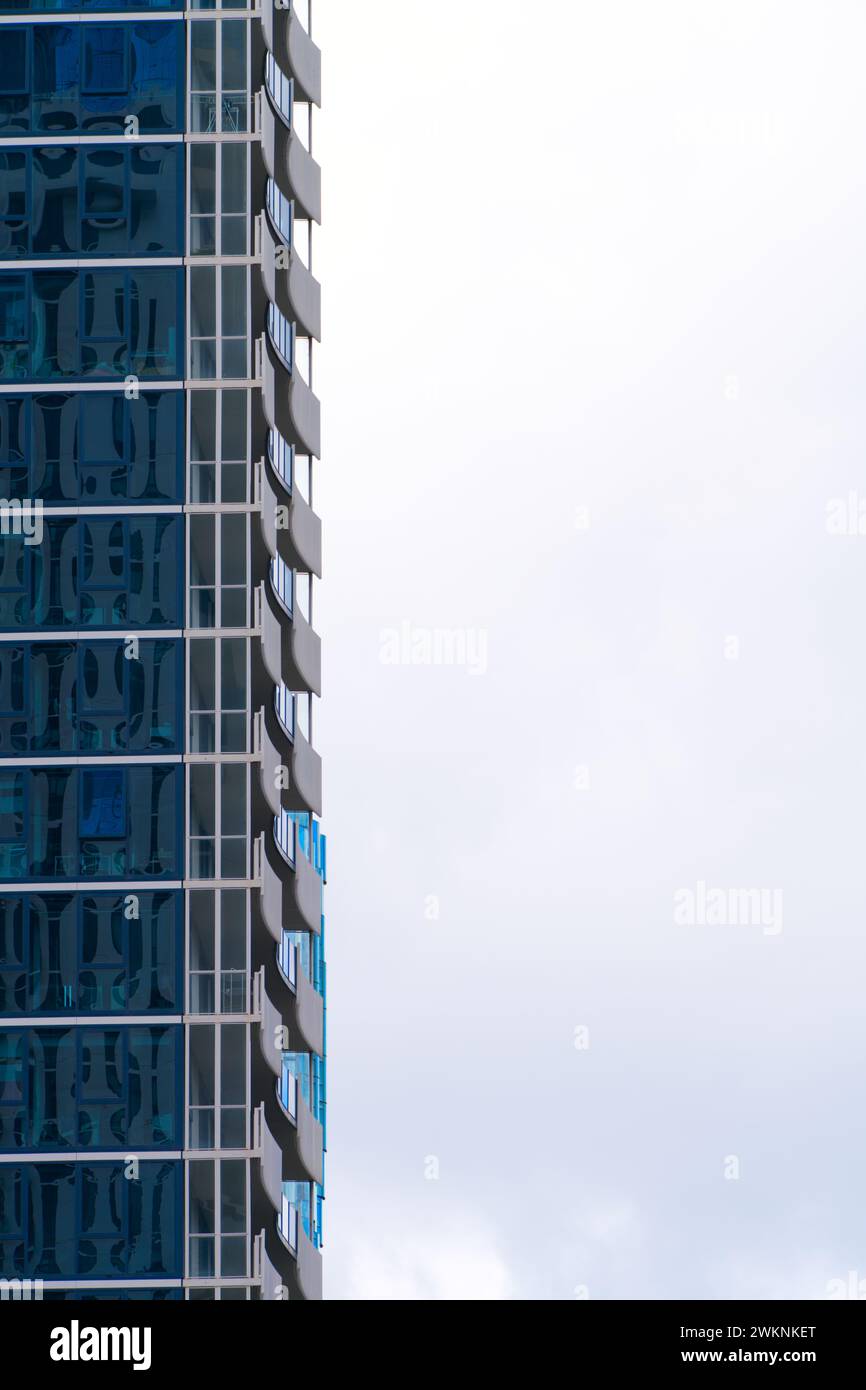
[[0, 1024, 181, 1150], [0, 1161, 183, 1278], [0, 22, 183, 136], [0, 765, 183, 881], [0, 516, 183, 630], [0, 391, 183, 504], [0, 890, 182, 1016], [0, 268, 183, 382]]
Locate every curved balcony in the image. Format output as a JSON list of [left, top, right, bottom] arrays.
[[256, 968, 287, 1079], [282, 944, 324, 1057], [257, 827, 322, 941], [260, 210, 321, 343], [261, 0, 322, 107], [258, 1219, 322, 1302], [260, 446, 322, 578], [255, 947, 323, 1063], [256, 1093, 323, 1204], [255, 1073, 324, 1190], [260, 85, 321, 224], [277, 1080, 323, 1187], [259, 574, 322, 697], [257, 695, 323, 818], [261, 331, 321, 459]]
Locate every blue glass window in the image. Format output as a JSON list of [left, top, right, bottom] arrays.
[[32, 146, 76, 256], [43, 1288, 183, 1300], [0, 764, 183, 881], [83, 27, 127, 94], [0, 144, 183, 260], [0, 268, 183, 382], [0, 152, 28, 257], [0, 391, 183, 503], [0, 29, 28, 92], [0, 1161, 183, 1278], [0, 1, 184, 10], [32, 25, 80, 134], [0, 23, 184, 135], [0, 637, 185, 756], [80, 768, 126, 838], [0, 515, 183, 630], [0, 1024, 181, 1151], [0, 890, 182, 1016], [0, 276, 25, 340]]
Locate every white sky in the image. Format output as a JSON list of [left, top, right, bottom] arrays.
[[314, 0, 866, 1299]]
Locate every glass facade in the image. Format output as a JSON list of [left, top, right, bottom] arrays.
[[0, 23, 184, 135], [0, 0, 326, 1300], [0, 143, 185, 259], [0, 391, 184, 504], [0, 268, 184, 381]]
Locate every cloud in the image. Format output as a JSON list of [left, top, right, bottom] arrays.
[[327, 1206, 517, 1301]]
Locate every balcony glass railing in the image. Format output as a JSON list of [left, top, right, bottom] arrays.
[[287, 811, 325, 878], [280, 1192, 300, 1251], [270, 555, 293, 615], [278, 933, 298, 989], [266, 179, 293, 249], [273, 810, 325, 892], [311, 816, 325, 879], [312, 1052, 325, 1134], [275, 684, 295, 740], [279, 1065, 299, 1120], [265, 52, 293, 129], [281, 929, 324, 997], [276, 688, 310, 747], [189, 969, 248, 1015], [267, 301, 294, 372], [274, 809, 296, 866], [268, 427, 294, 493], [314, 1182, 324, 1250], [191, 92, 248, 134], [283, 1182, 311, 1243], [280, 1052, 325, 1132], [295, 812, 311, 863], [282, 1053, 308, 1110]]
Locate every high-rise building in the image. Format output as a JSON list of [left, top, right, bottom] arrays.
[[0, 0, 325, 1302]]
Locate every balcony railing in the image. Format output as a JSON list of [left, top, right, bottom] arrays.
[[270, 554, 293, 616], [274, 808, 296, 867], [268, 425, 294, 493], [267, 301, 294, 373], [279, 934, 298, 991], [275, 684, 295, 739], [280, 1194, 299, 1253], [280, 1068, 298, 1123], [265, 52, 293, 130], [266, 178, 293, 250], [189, 969, 249, 1015]]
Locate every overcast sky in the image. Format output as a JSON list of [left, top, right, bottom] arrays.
[[314, 0, 866, 1299]]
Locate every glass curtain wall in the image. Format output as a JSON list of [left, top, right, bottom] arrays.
[[0, 0, 187, 1296]]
